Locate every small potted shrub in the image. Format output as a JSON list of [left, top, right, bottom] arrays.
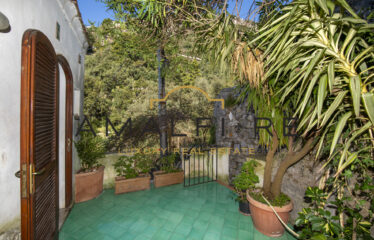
[[232, 160, 259, 216], [114, 153, 152, 194], [154, 153, 184, 188], [74, 134, 106, 203]]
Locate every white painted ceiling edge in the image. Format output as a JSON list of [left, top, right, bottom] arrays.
[[57, 0, 89, 50]]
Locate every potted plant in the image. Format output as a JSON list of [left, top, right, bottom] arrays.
[[113, 153, 152, 194], [232, 160, 259, 216], [74, 133, 106, 203], [154, 153, 184, 188]]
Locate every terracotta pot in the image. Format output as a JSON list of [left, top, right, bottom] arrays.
[[115, 175, 150, 194], [246, 190, 293, 237], [75, 166, 105, 203], [154, 171, 183, 188]]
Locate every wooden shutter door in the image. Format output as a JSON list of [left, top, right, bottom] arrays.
[[20, 30, 59, 240]]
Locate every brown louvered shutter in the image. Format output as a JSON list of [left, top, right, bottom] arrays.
[[20, 30, 59, 240]]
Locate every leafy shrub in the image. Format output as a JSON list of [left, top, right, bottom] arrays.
[[233, 160, 290, 206], [114, 153, 155, 178], [74, 133, 106, 171], [233, 160, 259, 202], [159, 153, 181, 173], [296, 187, 373, 240], [134, 153, 156, 174], [114, 155, 138, 179]]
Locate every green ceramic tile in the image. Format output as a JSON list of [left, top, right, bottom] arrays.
[[175, 222, 193, 236], [209, 217, 224, 227], [203, 230, 221, 240], [70, 226, 94, 239], [192, 219, 209, 231], [129, 219, 149, 233], [185, 209, 200, 219], [239, 219, 252, 232], [163, 220, 180, 232], [152, 229, 172, 240], [150, 217, 166, 228], [142, 225, 158, 238], [134, 234, 152, 240], [187, 227, 206, 239], [119, 232, 137, 240], [82, 232, 114, 240], [170, 232, 188, 240], [238, 229, 252, 239], [59, 182, 295, 240], [59, 231, 78, 240], [221, 225, 237, 238], [180, 216, 195, 225], [220, 235, 236, 240], [198, 211, 212, 222], [206, 224, 222, 234]]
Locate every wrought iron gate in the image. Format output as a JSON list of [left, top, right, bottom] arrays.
[[181, 145, 218, 187]]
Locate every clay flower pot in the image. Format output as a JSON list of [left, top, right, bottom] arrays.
[[75, 166, 105, 203], [115, 175, 151, 194], [154, 171, 184, 188], [246, 190, 293, 237]]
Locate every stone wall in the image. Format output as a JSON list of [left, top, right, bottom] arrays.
[[214, 87, 259, 184], [272, 149, 322, 222]]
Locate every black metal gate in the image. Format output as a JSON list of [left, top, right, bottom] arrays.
[[181, 145, 218, 187]]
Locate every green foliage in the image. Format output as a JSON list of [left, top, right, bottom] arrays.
[[208, 124, 216, 145], [113, 153, 155, 178], [134, 153, 156, 174], [296, 187, 373, 240], [74, 134, 106, 171], [159, 153, 181, 173], [233, 160, 259, 202], [84, 20, 158, 122], [114, 155, 138, 178], [84, 19, 234, 150], [252, 0, 374, 177], [224, 94, 237, 108], [255, 0, 289, 28]]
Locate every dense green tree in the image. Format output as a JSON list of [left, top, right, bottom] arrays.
[[84, 19, 233, 151], [100, 0, 229, 156]]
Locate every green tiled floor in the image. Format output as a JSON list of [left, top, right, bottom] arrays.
[[59, 182, 296, 240]]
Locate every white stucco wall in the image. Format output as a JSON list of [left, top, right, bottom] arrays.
[[58, 65, 66, 209], [0, 0, 88, 232]]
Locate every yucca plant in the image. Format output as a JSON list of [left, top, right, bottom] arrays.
[[252, 0, 374, 179]]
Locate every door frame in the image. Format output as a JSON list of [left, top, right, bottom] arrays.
[[20, 29, 59, 240], [57, 55, 74, 208]]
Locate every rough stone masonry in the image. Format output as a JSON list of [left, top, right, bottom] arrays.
[[213, 87, 259, 184]]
